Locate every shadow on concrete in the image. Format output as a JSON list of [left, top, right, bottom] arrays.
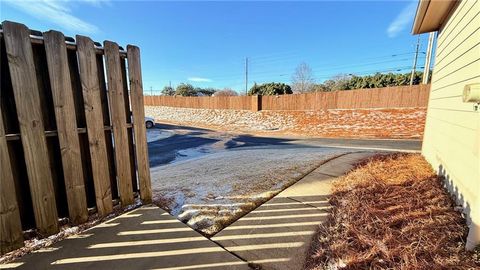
[[9, 197, 332, 270], [212, 195, 331, 270], [10, 207, 249, 270]]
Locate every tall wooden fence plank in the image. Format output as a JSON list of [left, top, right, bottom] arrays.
[[43, 31, 88, 224], [76, 35, 113, 216], [127, 45, 152, 203], [3, 21, 59, 235], [104, 41, 134, 206], [0, 107, 24, 254]]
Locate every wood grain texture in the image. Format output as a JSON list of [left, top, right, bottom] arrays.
[[43, 30, 88, 224], [127, 45, 152, 203], [0, 107, 24, 254], [104, 41, 134, 206], [76, 35, 113, 216], [3, 21, 59, 235]]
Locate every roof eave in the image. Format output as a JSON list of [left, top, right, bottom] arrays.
[[412, 0, 458, 34]]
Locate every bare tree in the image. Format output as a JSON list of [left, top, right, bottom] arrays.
[[291, 62, 315, 93], [214, 88, 238, 96]]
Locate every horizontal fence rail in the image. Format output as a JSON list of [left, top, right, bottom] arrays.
[[145, 85, 430, 111], [0, 21, 151, 254]]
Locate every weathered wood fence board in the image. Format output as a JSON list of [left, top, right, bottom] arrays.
[[0, 107, 23, 254], [3, 21, 59, 236], [127, 45, 152, 203], [0, 21, 151, 254], [44, 30, 88, 224], [145, 84, 430, 111], [104, 41, 134, 206], [76, 35, 114, 217]]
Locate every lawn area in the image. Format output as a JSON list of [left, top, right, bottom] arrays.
[[305, 154, 480, 269], [150, 148, 345, 236]]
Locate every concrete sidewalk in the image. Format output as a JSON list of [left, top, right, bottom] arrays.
[[4, 206, 249, 270], [212, 152, 376, 270]]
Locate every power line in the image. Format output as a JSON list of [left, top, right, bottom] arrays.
[[206, 57, 423, 82], [410, 35, 421, 85], [205, 52, 425, 80], [245, 57, 248, 95], [245, 65, 416, 83]]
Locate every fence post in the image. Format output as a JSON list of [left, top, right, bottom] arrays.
[[252, 95, 262, 111]]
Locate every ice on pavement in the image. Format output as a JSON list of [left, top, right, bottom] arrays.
[[147, 129, 174, 143]]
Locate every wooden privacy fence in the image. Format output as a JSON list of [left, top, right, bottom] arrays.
[[145, 95, 256, 110], [0, 21, 151, 254], [145, 84, 430, 111]]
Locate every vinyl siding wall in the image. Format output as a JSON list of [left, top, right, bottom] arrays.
[[421, 0, 480, 249]]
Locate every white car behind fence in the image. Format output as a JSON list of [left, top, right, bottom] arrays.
[[145, 117, 155, 129]]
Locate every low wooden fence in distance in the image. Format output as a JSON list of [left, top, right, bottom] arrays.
[[145, 95, 255, 110], [0, 21, 151, 254], [145, 84, 430, 111]]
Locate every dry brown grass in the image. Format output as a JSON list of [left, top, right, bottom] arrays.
[[305, 153, 479, 270]]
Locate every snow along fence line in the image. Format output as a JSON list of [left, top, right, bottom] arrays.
[[145, 106, 427, 139], [144, 84, 430, 111]]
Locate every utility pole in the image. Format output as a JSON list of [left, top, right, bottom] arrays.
[[169, 81, 172, 88], [410, 35, 421, 85], [150, 86, 153, 96], [423, 32, 435, 84], [245, 57, 249, 95]]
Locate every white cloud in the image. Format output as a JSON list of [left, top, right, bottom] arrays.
[[188, 77, 213, 83], [387, 1, 418, 38], [3, 0, 102, 34]]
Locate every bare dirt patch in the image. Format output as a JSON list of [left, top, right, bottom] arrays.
[[305, 154, 480, 269]]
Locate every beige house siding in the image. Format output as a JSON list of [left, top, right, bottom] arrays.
[[422, 0, 480, 249]]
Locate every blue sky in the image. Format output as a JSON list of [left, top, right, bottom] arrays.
[[1, 0, 430, 94]]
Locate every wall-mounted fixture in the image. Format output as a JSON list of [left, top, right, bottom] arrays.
[[463, 83, 480, 111]]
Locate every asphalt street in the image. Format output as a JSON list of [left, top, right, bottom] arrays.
[[147, 122, 422, 167]]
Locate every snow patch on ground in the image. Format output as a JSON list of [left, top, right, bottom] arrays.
[[144, 106, 426, 139], [172, 146, 214, 165], [147, 128, 174, 143], [151, 147, 346, 236]]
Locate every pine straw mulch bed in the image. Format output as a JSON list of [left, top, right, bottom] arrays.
[[305, 153, 480, 270]]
